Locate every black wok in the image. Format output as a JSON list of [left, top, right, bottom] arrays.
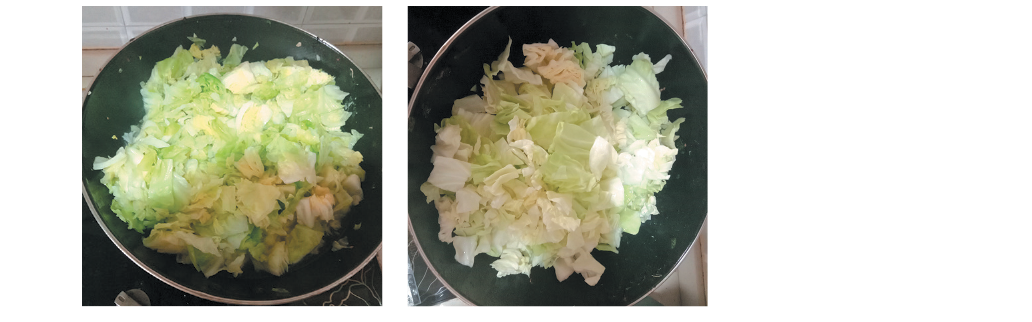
[[82, 14, 382, 305], [407, 7, 707, 306]]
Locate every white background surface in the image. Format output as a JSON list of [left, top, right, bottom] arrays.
[[55, 2, 1032, 318]]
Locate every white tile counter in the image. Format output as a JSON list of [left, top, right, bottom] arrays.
[[82, 6, 381, 47], [82, 45, 382, 102], [636, 6, 708, 307], [82, 6, 382, 101]]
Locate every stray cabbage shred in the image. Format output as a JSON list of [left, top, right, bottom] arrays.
[[421, 38, 686, 286], [92, 38, 366, 277]]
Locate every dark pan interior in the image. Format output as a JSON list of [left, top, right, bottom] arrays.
[[408, 7, 707, 306], [82, 14, 382, 304]]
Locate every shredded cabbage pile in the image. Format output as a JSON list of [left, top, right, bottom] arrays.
[[92, 37, 366, 277], [421, 39, 686, 285]]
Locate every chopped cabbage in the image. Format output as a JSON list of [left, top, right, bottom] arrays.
[[93, 37, 365, 277], [422, 39, 686, 286]]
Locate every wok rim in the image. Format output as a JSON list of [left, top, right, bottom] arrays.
[[82, 13, 383, 305], [406, 6, 708, 306]]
